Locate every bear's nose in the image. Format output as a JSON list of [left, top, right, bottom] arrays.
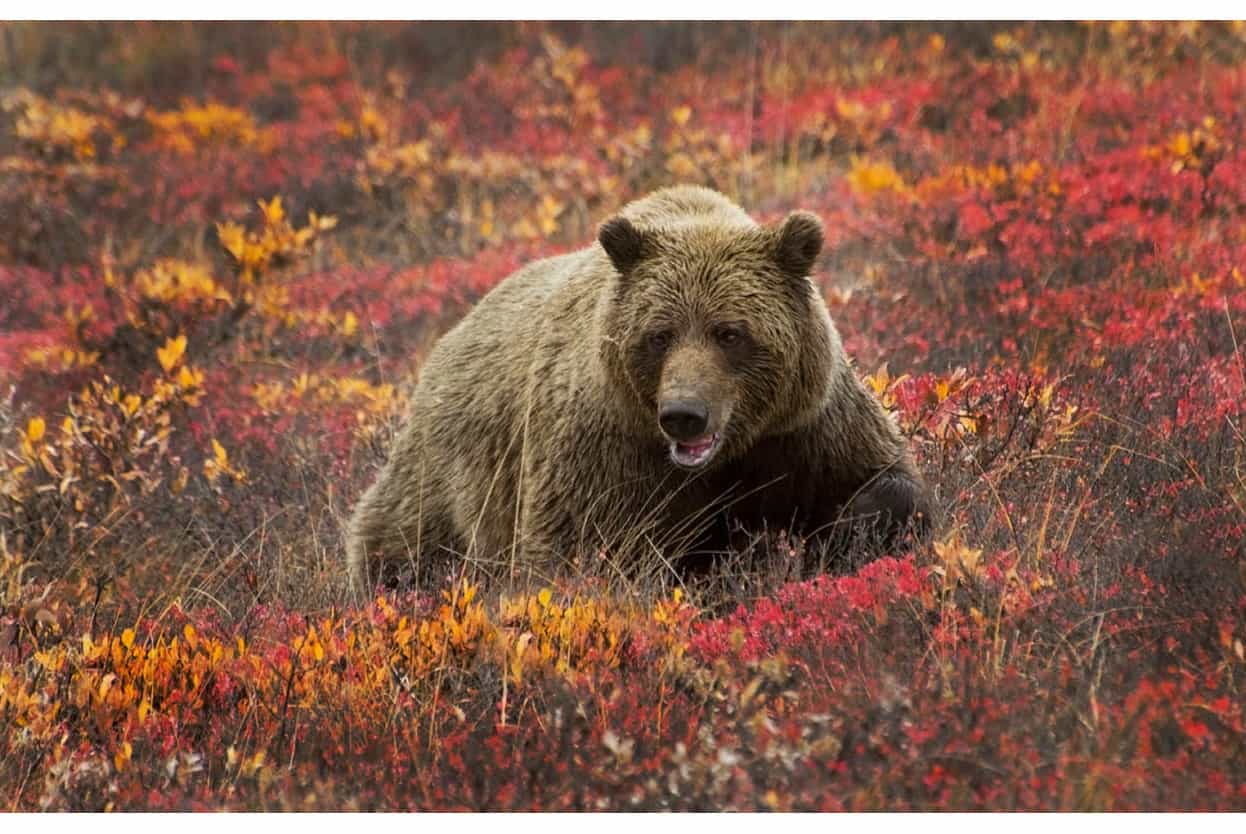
[[659, 400, 710, 441]]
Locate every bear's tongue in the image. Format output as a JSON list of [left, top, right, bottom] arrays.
[[672, 433, 718, 466], [678, 437, 715, 456]]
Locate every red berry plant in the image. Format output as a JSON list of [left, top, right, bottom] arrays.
[[1, 22, 1245, 810]]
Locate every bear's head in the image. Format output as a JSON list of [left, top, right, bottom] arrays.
[[598, 209, 843, 470]]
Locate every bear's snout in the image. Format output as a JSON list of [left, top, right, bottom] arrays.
[[659, 399, 710, 441]]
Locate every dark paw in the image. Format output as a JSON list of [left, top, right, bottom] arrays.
[[843, 474, 934, 546]]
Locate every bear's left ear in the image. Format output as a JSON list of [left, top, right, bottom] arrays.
[[771, 211, 824, 279]]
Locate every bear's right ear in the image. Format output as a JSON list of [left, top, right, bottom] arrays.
[[598, 216, 646, 275]]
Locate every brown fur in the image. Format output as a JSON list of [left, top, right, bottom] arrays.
[[346, 186, 932, 594]]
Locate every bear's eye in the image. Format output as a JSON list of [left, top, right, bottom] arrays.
[[647, 330, 674, 352], [713, 324, 746, 347]]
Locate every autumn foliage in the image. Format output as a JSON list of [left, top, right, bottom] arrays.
[[2, 22, 1245, 810]]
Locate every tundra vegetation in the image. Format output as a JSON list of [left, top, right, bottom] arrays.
[[1, 22, 1244, 810]]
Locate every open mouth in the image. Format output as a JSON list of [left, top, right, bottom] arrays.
[[669, 433, 722, 469]]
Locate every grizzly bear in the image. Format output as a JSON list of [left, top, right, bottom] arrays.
[[347, 185, 932, 594]]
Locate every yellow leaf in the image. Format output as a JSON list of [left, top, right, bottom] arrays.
[[259, 195, 285, 226], [538, 588, 553, 608], [933, 535, 984, 581], [740, 676, 763, 707], [341, 311, 359, 337], [25, 416, 46, 444], [171, 466, 189, 494], [664, 152, 697, 179], [216, 221, 247, 262], [310, 211, 338, 232], [671, 105, 692, 127], [212, 439, 228, 466], [114, 741, 132, 773], [848, 157, 905, 195], [99, 673, 116, 699], [836, 98, 866, 120], [1167, 132, 1192, 158], [184, 623, 197, 647], [157, 334, 187, 373], [121, 628, 135, 649], [866, 365, 891, 396], [177, 365, 202, 389], [511, 217, 539, 239]]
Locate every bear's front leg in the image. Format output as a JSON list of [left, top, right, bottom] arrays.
[[840, 469, 934, 553]]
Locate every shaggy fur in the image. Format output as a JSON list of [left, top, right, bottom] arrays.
[[347, 186, 932, 594]]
